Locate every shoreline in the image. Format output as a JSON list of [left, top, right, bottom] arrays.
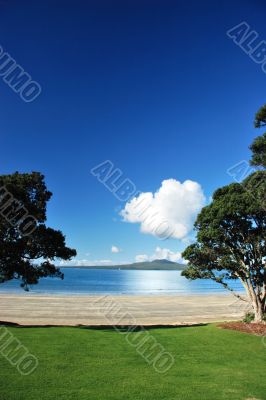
[[60, 266, 186, 270], [0, 290, 243, 297], [0, 292, 248, 326]]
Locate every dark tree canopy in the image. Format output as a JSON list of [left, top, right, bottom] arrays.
[[250, 104, 266, 168], [0, 172, 76, 290], [254, 104, 266, 128], [250, 132, 266, 168]]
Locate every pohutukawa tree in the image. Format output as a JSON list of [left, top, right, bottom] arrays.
[[0, 172, 76, 290], [182, 106, 266, 323]]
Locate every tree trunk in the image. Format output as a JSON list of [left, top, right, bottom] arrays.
[[243, 279, 265, 323], [253, 300, 265, 323]]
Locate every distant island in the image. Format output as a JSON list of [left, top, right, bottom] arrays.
[[61, 259, 186, 271]]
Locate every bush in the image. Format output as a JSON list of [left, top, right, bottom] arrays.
[[243, 312, 255, 323], [243, 312, 266, 323]]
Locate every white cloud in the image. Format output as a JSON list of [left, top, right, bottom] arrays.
[[111, 245, 121, 253], [135, 246, 186, 264], [121, 179, 205, 239]]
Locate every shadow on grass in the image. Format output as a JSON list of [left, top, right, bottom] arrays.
[[0, 320, 207, 331]]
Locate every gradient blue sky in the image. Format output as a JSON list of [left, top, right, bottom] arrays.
[[1, 0, 265, 265]]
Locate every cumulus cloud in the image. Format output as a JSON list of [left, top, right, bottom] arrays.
[[135, 246, 186, 264], [120, 179, 205, 240], [111, 245, 121, 253]]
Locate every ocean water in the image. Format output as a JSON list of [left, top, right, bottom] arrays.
[[0, 268, 244, 295]]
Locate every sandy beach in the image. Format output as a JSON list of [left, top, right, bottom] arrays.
[[0, 293, 248, 326]]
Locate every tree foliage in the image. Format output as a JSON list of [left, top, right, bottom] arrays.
[[182, 106, 266, 322], [0, 172, 76, 289], [182, 172, 266, 321], [250, 133, 266, 168], [254, 104, 266, 128], [250, 104, 266, 168]]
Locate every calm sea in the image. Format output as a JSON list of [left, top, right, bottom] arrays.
[[0, 268, 244, 295]]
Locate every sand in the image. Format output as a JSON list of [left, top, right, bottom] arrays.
[[0, 293, 249, 326]]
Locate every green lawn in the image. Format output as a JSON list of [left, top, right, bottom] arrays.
[[0, 324, 265, 400]]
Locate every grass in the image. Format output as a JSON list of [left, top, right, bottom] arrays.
[[0, 324, 265, 400]]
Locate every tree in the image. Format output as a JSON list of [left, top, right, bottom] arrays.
[[250, 104, 266, 168], [181, 171, 265, 322], [250, 133, 266, 168], [254, 103, 266, 128], [0, 172, 76, 290], [182, 105, 266, 323]]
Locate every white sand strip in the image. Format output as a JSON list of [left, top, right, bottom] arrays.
[[0, 293, 248, 326]]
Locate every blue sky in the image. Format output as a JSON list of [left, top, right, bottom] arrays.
[[1, 0, 265, 265]]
